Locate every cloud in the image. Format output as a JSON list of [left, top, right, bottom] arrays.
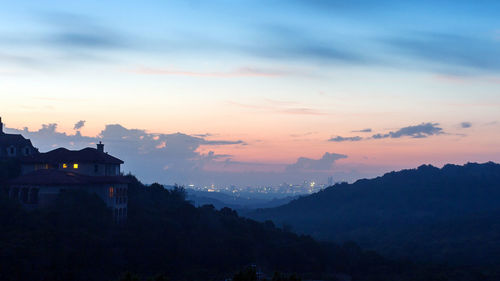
[[285, 152, 347, 172], [0, 12, 130, 67], [386, 32, 500, 74], [372, 122, 443, 139], [73, 120, 86, 130], [5, 123, 245, 184], [228, 100, 326, 116], [352, 128, 372, 133], [280, 108, 326, 116], [5, 123, 94, 150], [328, 136, 363, 142], [249, 24, 368, 64], [41, 12, 128, 51], [5, 122, 363, 186], [131, 66, 290, 78], [290, 132, 317, 138], [460, 122, 472, 128]]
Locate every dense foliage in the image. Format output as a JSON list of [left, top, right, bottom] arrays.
[[0, 175, 412, 281], [249, 162, 500, 266], [2, 170, 499, 280]]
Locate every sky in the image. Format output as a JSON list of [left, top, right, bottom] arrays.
[[1, 0, 500, 187]]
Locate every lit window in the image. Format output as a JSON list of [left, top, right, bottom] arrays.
[[62, 163, 68, 168], [73, 163, 79, 169], [109, 187, 114, 198]]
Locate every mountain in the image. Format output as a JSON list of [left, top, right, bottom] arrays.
[[1, 175, 442, 281], [248, 162, 500, 265]]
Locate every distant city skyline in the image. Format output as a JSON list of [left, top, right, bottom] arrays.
[[1, 1, 499, 187]]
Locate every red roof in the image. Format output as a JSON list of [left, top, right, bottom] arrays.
[[8, 169, 129, 186], [21, 147, 123, 165]]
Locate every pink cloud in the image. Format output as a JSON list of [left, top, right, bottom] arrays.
[[227, 100, 327, 116]]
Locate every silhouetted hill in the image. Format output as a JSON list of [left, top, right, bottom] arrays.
[[1, 175, 443, 281], [248, 162, 500, 265]]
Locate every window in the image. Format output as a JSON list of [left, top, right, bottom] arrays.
[[73, 163, 79, 169], [94, 164, 99, 173], [109, 187, 114, 198], [24, 147, 30, 155], [62, 163, 68, 168]]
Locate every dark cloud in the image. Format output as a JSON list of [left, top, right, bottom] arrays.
[[460, 122, 472, 128], [41, 12, 128, 51], [48, 30, 125, 50], [285, 152, 347, 172], [387, 32, 500, 73], [352, 128, 372, 133], [250, 24, 368, 64], [372, 122, 443, 139], [0, 12, 130, 67], [73, 120, 86, 130], [328, 136, 363, 142]]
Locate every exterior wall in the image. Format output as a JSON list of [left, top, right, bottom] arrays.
[[57, 163, 120, 176], [58, 163, 107, 176], [0, 144, 36, 159], [21, 163, 121, 176], [7, 183, 128, 221]]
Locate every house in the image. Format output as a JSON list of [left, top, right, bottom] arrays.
[[6, 141, 129, 221], [0, 117, 38, 159]]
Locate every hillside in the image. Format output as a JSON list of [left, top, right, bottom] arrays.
[[1, 175, 448, 281], [248, 162, 500, 265]]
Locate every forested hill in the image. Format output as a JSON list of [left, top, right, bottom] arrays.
[[1, 175, 450, 281], [248, 162, 500, 265]]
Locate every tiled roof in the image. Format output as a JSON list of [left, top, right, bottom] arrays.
[[8, 169, 129, 185], [21, 147, 123, 165], [0, 133, 35, 147]]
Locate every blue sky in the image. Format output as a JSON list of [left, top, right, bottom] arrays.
[[1, 0, 499, 186]]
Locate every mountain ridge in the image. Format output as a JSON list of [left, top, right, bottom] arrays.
[[248, 162, 500, 265]]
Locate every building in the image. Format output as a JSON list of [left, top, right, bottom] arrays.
[[6, 141, 129, 221], [0, 117, 38, 159]]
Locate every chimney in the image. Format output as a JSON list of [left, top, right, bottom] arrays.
[[0, 116, 3, 134], [97, 141, 104, 153]]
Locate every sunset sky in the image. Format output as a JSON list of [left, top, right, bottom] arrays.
[[1, 1, 500, 186]]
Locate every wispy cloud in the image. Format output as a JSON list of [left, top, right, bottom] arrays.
[[460, 122, 472, 129], [386, 32, 500, 74], [228, 100, 327, 116], [280, 108, 327, 116], [372, 122, 443, 139], [328, 136, 363, 142], [352, 128, 372, 133], [329, 123, 447, 142], [131, 66, 289, 78]]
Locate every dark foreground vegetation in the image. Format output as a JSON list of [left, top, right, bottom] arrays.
[[0, 163, 499, 280], [250, 162, 500, 267]]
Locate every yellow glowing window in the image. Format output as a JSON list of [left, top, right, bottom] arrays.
[[73, 163, 79, 169], [109, 187, 114, 198], [62, 163, 68, 168]]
